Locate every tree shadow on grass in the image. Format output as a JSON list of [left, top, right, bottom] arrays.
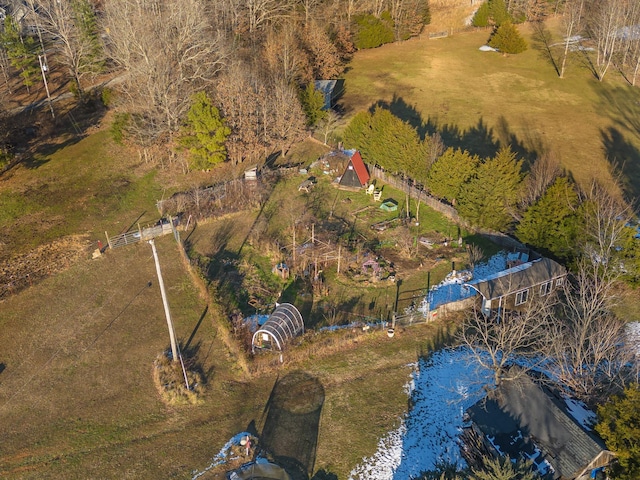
[[601, 126, 640, 209], [260, 371, 325, 480], [365, 94, 547, 167], [530, 21, 560, 77], [372, 94, 429, 139]]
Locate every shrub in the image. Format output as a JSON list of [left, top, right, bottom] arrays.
[[488, 22, 528, 54], [353, 12, 394, 49], [101, 87, 113, 107], [110, 112, 130, 145], [0, 147, 13, 169]]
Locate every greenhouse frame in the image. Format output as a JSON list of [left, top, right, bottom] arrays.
[[251, 303, 305, 353]]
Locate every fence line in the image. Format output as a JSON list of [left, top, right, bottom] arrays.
[[367, 164, 461, 223], [106, 218, 178, 249]]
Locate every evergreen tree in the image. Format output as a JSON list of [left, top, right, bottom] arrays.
[[488, 22, 528, 54], [299, 83, 327, 127], [619, 224, 640, 286], [427, 147, 480, 205], [516, 177, 580, 260], [596, 384, 640, 480], [353, 12, 395, 49], [458, 146, 523, 230], [342, 110, 372, 152], [489, 0, 511, 26], [0, 16, 39, 92], [367, 106, 426, 174], [472, 0, 511, 27], [472, 2, 491, 27], [178, 91, 231, 171], [342, 107, 425, 175], [471, 456, 538, 480]]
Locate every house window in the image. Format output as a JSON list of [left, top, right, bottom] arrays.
[[515, 289, 529, 306], [540, 281, 552, 296], [556, 277, 564, 287]]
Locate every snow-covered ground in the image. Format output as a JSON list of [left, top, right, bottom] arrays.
[[194, 346, 604, 480], [627, 322, 640, 354], [349, 348, 491, 480]]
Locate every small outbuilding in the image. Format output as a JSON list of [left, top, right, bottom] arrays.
[[314, 79, 338, 110], [251, 303, 305, 354], [272, 262, 290, 279], [463, 373, 615, 479], [244, 166, 258, 180], [339, 150, 370, 189]]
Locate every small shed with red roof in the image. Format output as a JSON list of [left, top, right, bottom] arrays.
[[339, 151, 370, 189]]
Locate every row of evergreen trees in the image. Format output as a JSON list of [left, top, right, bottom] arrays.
[[342, 107, 640, 283]]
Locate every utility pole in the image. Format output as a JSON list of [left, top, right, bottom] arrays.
[[149, 239, 178, 362], [38, 55, 55, 119], [29, 0, 54, 118]]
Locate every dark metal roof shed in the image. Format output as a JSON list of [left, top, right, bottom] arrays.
[[466, 257, 566, 301]]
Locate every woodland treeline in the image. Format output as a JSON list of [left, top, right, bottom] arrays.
[[1, 0, 639, 168], [0, 0, 434, 166]]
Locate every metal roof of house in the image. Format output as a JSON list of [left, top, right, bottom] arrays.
[[467, 374, 607, 479], [338, 151, 370, 187], [466, 257, 566, 300]]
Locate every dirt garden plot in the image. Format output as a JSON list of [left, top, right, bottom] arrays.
[[0, 234, 90, 300]]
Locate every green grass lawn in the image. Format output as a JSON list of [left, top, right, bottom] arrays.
[[340, 20, 640, 200], [0, 130, 165, 259], [5, 15, 640, 479]]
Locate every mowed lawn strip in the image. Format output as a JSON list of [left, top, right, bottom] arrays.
[[341, 20, 640, 193]]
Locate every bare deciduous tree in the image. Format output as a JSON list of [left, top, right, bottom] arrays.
[[245, 0, 295, 33], [32, 0, 104, 96], [316, 110, 340, 145], [269, 78, 307, 157], [547, 277, 635, 402], [264, 23, 310, 84], [459, 300, 553, 389], [466, 244, 484, 273], [103, 0, 227, 142], [617, 0, 640, 85], [559, 0, 584, 79], [585, 0, 627, 81], [303, 21, 345, 79], [520, 151, 562, 208]]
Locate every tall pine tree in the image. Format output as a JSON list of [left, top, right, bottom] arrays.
[[178, 91, 231, 171], [516, 177, 580, 260], [458, 146, 523, 230], [427, 147, 480, 205], [0, 16, 39, 92]]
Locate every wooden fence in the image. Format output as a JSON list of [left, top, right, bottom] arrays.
[[367, 164, 461, 223]]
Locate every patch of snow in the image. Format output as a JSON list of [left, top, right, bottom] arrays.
[[479, 45, 497, 52], [627, 322, 640, 354], [563, 396, 596, 431], [487, 435, 504, 456], [348, 348, 491, 480], [191, 432, 251, 479], [525, 446, 555, 477]]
